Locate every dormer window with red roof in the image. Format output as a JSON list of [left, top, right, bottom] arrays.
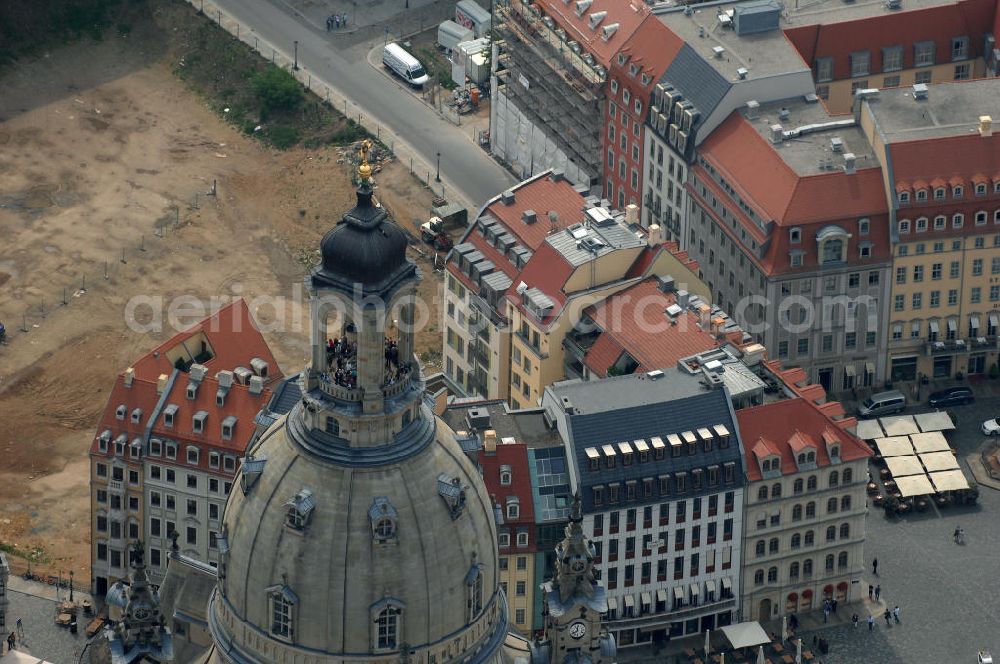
[[500, 465, 512, 486], [898, 190, 910, 205], [115, 404, 127, 421], [953, 185, 964, 199], [916, 189, 927, 202], [934, 187, 946, 201]]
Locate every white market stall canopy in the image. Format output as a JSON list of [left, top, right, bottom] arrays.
[[895, 474, 935, 497], [910, 431, 951, 454], [855, 419, 884, 441], [914, 411, 956, 432], [929, 469, 970, 492], [919, 451, 960, 472], [874, 437, 914, 457], [721, 621, 771, 649], [885, 455, 924, 477], [880, 415, 919, 437]]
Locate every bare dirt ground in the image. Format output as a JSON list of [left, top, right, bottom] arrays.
[[0, 18, 446, 583]]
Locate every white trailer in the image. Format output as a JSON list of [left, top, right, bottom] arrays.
[[455, 0, 491, 38], [437, 20, 474, 54]]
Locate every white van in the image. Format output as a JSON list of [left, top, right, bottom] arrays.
[[382, 43, 430, 88]]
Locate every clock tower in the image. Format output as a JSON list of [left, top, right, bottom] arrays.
[[531, 495, 616, 664]]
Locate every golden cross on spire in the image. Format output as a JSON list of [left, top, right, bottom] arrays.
[[358, 139, 373, 183]]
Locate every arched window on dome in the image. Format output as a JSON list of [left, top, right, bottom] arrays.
[[369, 497, 398, 543], [266, 583, 298, 642], [466, 561, 485, 621], [371, 598, 405, 652], [285, 488, 315, 531]]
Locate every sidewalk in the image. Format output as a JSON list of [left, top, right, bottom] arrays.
[[5, 574, 94, 606]]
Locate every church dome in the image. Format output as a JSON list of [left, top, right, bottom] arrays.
[[319, 186, 410, 286], [208, 405, 509, 662]]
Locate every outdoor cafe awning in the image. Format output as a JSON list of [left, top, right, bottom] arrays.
[[919, 451, 960, 472], [874, 436, 913, 457], [624, 594, 635, 609], [656, 588, 668, 603], [706, 579, 717, 596], [721, 621, 771, 649], [910, 431, 950, 453], [929, 469, 970, 492], [886, 455, 923, 477], [855, 419, 884, 441], [607, 597, 618, 613], [895, 474, 935, 497], [674, 586, 685, 601], [641, 592, 652, 607], [880, 415, 919, 437], [914, 411, 956, 432]]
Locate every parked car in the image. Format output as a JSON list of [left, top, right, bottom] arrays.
[[858, 390, 906, 418], [981, 417, 1000, 436], [928, 386, 975, 407]]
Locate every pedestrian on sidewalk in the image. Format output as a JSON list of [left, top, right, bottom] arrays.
[[868, 615, 875, 631], [893, 606, 900, 623], [326, 15, 332, 31], [342, 14, 348, 27], [334, 14, 341, 28], [832, 599, 838, 614], [15, 618, 22, 640], [875, 584, 881, 601], [884, 609, 892, 627], [823, 603, 830, 623], [868, 584, 873, 599], [6, 633, 14, 652], [873, 557, 879, 575]]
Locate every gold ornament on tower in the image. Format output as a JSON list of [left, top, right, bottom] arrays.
[[358, 139, 373, 182]]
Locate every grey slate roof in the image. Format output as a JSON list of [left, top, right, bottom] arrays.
[[550, 374, 746, 512], [661, 43, 732, 127]]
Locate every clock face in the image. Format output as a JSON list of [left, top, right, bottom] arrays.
[[569, 621, 587, 639], [570, 560, 586, 574], [133, 608, 150, 620]]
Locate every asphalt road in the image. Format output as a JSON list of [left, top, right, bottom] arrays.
[[210, 0, 517, 207]]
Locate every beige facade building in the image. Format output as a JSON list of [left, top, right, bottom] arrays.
[[445, 170, 709, 409], [736, 395, 872, 622]]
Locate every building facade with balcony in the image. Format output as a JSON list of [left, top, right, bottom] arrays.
[[736, 396, 871, 622], [541, 372, 745, 648], [859, 81, 1000, 382], [89, 300, 280, 595]]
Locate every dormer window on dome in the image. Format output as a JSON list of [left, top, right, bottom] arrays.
[[241, 456, 267, 495], [465, 559, 484, 621], [369, 497, 398, 543], [438, 474, 467, 520], [285, 489, 316, 531], [266, 583, 298, 641]]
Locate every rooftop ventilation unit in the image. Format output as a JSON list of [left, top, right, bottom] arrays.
[[737, 67, 749, 80], [886, 0, 901, 9], [732, 0, 781, 35], [583, 52, 595, 66], [770, 124, 784, 144], [746, 100, 760, 119], [804, 92, 819, 103], [665, 303, 684, 319], [601, 23, 619, 41], [516, 281, 528, 295], [574, 0, 592, 16], [830, 136, 844, 152], [912, 83, 929, 99], [568, 40, 581, 53], [778, 107, 790, 121], [500, 189, 516, 205], [466, 407, 492, 430], [712, 46, 726, 58], [843, 153, 857, 175], [980, 115, 993, 137], [522, 209, 537, 224], [542, 16, 555, 28], [588, 10, 607, 28], [646, 369, 665, 380], [556, 27, 567, 41]]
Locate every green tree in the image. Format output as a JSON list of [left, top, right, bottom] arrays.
[[251, 66, 303, 111]]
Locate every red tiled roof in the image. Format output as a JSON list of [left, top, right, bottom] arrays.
[[132, 299, 282, 385], [533, 0, 650, 66], [783, 0, 996, 79], [611, 15, 684, 96], [887, 130, 1000, 192], [484, 174, 589, 250], [504, 241, 576, 328], [582, 278, 721, 377], [738, 398, 873, 481], [480, 441, 537, 551], [90, 377, 162, 459]]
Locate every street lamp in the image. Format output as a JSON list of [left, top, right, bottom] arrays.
[[293, 41, 300, 70], [435, 152, 441, 182]]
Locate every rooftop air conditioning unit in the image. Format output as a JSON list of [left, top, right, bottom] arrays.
[[737, 67, 749, 79], [778, 107, 790, 121], [712, 46, 726, 58], [646, 369, 665, 380], [830, 137, 844, 152], [746, 100, 760, 119], [843, 152, 857, 174], [770, 124, 784, 144], [912, 83, 929, 99]]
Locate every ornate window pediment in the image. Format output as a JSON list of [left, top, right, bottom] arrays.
[[369, 497, 398, 542]]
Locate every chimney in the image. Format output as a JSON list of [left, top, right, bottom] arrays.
[[157, 373, 169, 394], [522, 209, 537, 224], [697, 303, 711, 328], [625, 203, 639, 224], [249, 375, 264, 395], [980, 115, 993, 137], [647, 223, 663, 246], [483, 429, 498, 454], [843, 153, 857, 175], [711, 316, 725, 339], [123, 367, 135, 388]]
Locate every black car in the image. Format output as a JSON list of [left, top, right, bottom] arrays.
[[927, 386, 975, 407]]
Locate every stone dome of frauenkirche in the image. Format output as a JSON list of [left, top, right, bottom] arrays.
[[203, 141, 512, 664]]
